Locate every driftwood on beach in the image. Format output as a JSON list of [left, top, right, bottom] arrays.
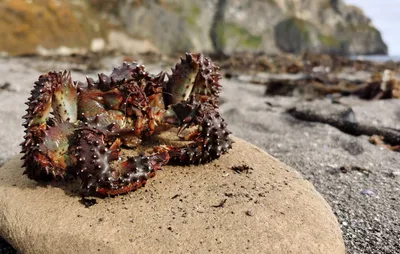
[[288, 106, 400, 147]]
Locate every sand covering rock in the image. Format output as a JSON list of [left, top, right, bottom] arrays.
[[0, 133, 344, 254]]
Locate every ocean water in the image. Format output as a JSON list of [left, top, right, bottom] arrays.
[[351, 55, 400, 63]]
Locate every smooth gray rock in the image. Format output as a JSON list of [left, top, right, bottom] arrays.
[[0, 138, 345, 254]]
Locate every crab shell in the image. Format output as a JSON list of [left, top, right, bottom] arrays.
[[21, 53, 232, 197]]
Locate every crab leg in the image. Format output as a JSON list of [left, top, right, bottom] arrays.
[[108, 138, 122, 161], [145, 107, 157, 135], [159, 53, 231, 164], [74, 127, 170, 196], [127, 107, 144, 136], [22, 71, 78, 181], [163, 102, 232, 165]]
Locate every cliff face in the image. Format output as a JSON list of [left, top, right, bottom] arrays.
[[109, 0, 387, 56], [271, 0, 388, 55], [0, 0, 106, 56], [0, 0, 387, 56], [97, 0, 217, 54]]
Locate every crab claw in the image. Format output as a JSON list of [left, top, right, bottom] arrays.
[[164, 53, 222, 107], [22, 71, 78, 181]]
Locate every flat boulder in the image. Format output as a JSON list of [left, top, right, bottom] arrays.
[[0, 136, 344, 253]]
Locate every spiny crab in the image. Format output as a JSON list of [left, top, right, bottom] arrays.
[[21, 53, 232, 197]]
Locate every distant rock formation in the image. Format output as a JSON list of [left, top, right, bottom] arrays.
[[101, 0, 388, 56], [0, 0, 387, 56], [0, 0, 105, 56]]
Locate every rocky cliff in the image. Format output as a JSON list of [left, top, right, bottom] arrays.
[[0, 0, 106, 56], [0, 0, 388, 56]]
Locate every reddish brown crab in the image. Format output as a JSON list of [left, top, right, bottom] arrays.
[[21, 53, 232, 196]]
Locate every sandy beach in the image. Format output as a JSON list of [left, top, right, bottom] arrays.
[[0, 55, 398, 253]]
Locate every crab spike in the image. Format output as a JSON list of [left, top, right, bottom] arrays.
[[86, 76, 95, 88], [98, 74, 103, 84], [177, 123, 189, 137], [110, 76, 116, 85], [155, 71, 166, 83], [185, 53, 192, 63]]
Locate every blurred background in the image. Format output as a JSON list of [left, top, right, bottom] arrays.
[[0, 0, 393, 57], [0, 1, 399, 254]]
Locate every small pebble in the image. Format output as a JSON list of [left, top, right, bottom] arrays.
[[360, 189, 375, 196], [245, 210, 254, 216]]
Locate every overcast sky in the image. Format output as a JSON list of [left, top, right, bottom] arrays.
[[345, 0, 399, 55]]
